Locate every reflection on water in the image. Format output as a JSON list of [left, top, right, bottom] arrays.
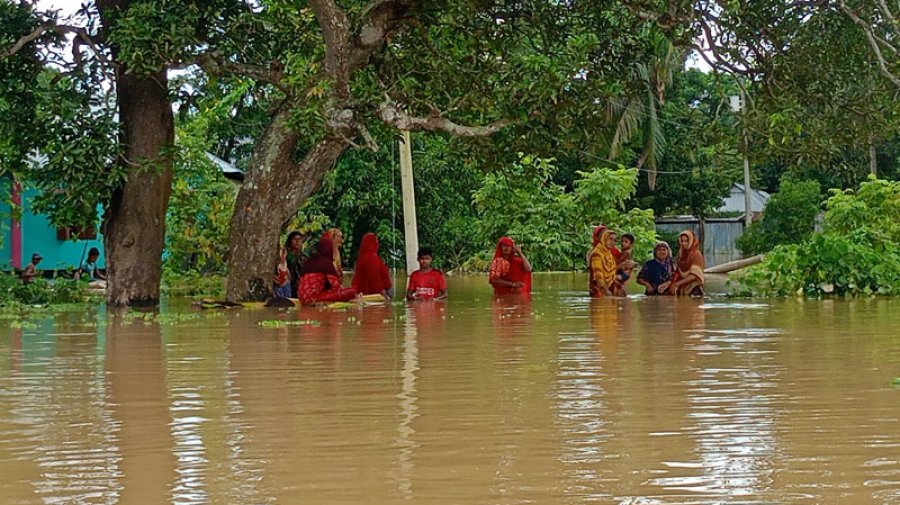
[[1, 275, 900, 504]]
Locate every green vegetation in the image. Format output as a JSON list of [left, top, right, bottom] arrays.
[[0, 274, 94, 306], [469, 158, 655, 271], [734, 179, 900, 297], [737, 179, 823, 255]]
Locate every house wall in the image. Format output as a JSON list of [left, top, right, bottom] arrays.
[[0, 181, 11, 268], [2, 178, 105, 271], [656, 219, 746, 267]]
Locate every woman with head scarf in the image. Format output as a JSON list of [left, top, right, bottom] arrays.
[[297, 237, 357, 305], [589, 228, 618, 297], [321, 228, 345, 276], [351, 233, 393, 298], [668, 230, 705, 296], [489, 237, 533, 295], [285, 231, 307, 285], [637, 241, 675, 295]]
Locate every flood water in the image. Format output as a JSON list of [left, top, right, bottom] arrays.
[[2, 273, 900, 504]]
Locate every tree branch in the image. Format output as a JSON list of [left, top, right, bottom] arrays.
[[838, 0, 900, 88], [377, 98, 514, 136], [309, 0, 352, 97], [617, 0, 693, 28], [349, 0, 418, 71], [191, 51, 289, 92], [1, 22, 109, 67], [0, 23, 49, 58]]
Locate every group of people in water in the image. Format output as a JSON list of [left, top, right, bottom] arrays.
[[274, 229, 447, 305], [588, 225, 705, 298], [273, 225, 705, 306]]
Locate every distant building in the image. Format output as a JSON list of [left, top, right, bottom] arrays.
[[655, 184, 771, 267], [656, 216, 746, 267], [716, 183, 770, 219], [0, 178, 105, 272], [1, 154, 243, 272]]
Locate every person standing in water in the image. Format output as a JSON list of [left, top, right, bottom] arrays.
[[75, 247, 107, 289], [589, 228, 618, 297], [489, 237, 532, 295], [612, 233, 637, 296], [636, 241, 675, 295], [669, 230, 705, 296], [406, 248, 447, 301], [21, 253, 42, 284]]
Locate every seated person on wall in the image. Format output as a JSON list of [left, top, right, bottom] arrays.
[[284, 231, 308, 298], [75, 247, 108, 289], [406, 248, 447, 301], [297, 237, 357, 305]]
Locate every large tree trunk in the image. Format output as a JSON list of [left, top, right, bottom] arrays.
[[104, 69, 174, 307], [225, 104, 348, 302]]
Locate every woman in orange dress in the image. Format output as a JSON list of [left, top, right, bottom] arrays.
[[589, 228, 618, 297], [668, 230, 705, 296]]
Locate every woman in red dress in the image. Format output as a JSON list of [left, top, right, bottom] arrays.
[[351, 233, 393, 299], [488, 237, 533, 295], [297, 237, 357, 305]]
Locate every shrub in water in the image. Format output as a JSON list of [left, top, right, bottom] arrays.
[[733, 178, 900, 297]]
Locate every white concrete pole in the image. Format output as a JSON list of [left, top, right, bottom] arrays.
[[743, 150, 752, 227], [399, 131, 419, 273], [869, 134, 878, 177]]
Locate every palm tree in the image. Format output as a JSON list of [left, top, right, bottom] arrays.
[[606, 33, 680, 190]]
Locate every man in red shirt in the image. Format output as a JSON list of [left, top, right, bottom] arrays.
[[406, 248, 447, 301]]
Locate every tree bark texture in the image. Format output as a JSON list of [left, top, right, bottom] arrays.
[[225, 104, 348, 301], [104, 69, 175, 307]]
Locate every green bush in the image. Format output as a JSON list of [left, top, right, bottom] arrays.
[[733, 178, 900, 297], [737, 179, 822, 255], [0, 273, 91, 306], [471, 155, 657, 270]]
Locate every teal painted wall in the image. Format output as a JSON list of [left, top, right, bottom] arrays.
[[2, 179, 105, 271]]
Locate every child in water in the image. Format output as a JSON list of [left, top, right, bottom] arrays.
[[613, 233, 637, 296]]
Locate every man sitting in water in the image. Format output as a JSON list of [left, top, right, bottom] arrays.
[[406, 248, 447, 301], [75, 247, 108, 289]]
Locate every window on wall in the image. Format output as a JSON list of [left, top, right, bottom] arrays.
[[56, 225, 97, 241]]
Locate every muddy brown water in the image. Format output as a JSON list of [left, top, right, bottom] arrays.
[[1, 273, 899, 504]]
